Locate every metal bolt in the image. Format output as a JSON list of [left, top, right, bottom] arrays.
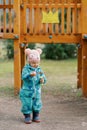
[[49, 35, 53, 39], [20, 43, 25, 48], [84, 34, 87, 39], [20, 4, 24, 8], [83, 56, 86, 59], [14, 35, 19, 39], [77, 44, 81, 48]]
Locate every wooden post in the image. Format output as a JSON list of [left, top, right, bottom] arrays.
[[20, 43, 26, 74], [77, 44, 82, 88], [81, 0, 87, 97], [20, 0, 26, 73], [14, 0, 21, 95]]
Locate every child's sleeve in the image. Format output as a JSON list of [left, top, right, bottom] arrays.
[[21, 65, 30, 80], [40, 69, 47, 84]]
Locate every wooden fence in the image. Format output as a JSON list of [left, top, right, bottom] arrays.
[[0, 0, 81, 43]]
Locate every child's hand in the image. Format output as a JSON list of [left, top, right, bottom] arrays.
[[40, 77, 44, 84], [30, 71, 36, 76]]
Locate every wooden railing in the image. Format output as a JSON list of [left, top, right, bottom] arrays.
[[24, 0, 81, 35], [0, 0, 81, 43], [0, 0, 14, 38], [20, 0, 81, 43]]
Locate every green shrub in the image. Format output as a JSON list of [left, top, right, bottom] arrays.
[[43, 43, 77, 60]]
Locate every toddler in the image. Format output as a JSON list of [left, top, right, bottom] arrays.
[[19, 48, 47, 124]]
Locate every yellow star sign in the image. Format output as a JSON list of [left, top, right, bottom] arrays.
[[42, 11, 59, 23]]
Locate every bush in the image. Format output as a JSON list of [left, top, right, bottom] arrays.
[[4, 39, 14, 59], [43, 43, 77, 60]]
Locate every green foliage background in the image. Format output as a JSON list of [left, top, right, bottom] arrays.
[[4, 40, 77, 60]]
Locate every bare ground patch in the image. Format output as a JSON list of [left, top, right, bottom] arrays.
[[0, 93, 87, 130]]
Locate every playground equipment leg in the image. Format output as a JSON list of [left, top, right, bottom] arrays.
[[77, 44, 82, 88], [14, 40, 21, 95], [82, 40, 87, 97]]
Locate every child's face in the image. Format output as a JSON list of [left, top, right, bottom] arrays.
[[29, 61, 40, 68]]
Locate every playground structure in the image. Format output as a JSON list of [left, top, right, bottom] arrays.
[[0, 0, 87, 96]]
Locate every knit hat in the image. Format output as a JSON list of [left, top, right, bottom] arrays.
[[25, 48, 42, 63]]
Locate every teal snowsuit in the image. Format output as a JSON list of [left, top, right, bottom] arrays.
[[19, 64, 47, 114]]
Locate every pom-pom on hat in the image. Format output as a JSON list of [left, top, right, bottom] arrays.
[[25, 48, 42, 63]]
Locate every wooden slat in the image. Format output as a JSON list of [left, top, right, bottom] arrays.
[[72, 1, 77, 34], [3, 0, 6, 33], [55, 0, 59, 34], [34, 0, 40, 34], [20, 1, 24, 34], [48, 0, 53, 34], [20, 34, 81, 43], [67, 0, 71, 34], [77, 8, 81, 33], [61, 0, 64, 34], [29, 0, 33, 34], [39, 8, 43, 34], [23, 0, 27, 34], [9, 0, 12, 33], [42, 0, 47, 34]]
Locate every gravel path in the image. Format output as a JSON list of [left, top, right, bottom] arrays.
[[0, 94, 87, 130]]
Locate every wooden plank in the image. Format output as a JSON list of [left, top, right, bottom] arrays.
[[3, 33, 14, 38], [0, 5, 13, 9], [48, 0, 53, 34], [42, 0, 47, 34], [39, 7, 43, 34], [77, 8, 81, 34], [72, 1, 77, 34], [66, 0, 71, 34], [82, 40, 87, 97], [29, 0, 33, 34], [14, 0, 21, 95], [20, 1, 24, 34], [82, 0, 87, 97], [9, 0, 12, 33], [3, 0, 6, 33], [22, 0, 27, 34], [34, 0, 40, 34], [55, 0, 59, 34], [61, 0, 64, 34], [77, 44, 82, 88], [20, 34, 81, 43]]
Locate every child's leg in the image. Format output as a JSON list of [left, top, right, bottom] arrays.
[[24, 114, 32, 124], [32, 111, 40, 123], [20, 92, 33, 123], [32, 98, 42, 122]]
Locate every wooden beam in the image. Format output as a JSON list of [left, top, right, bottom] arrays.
[[20, 34, 81, 43], [82, 40, 87, 97], [13, 0, 21, 95], [81, 0, 87, 97], [77, 44, 82, 88]]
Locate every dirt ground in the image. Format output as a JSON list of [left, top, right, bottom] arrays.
[[0, 93, 87, 130]]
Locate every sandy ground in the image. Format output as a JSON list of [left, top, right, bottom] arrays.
[[0, 93, 87, 130]]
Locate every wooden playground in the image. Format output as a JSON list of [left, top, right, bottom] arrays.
[[0, 0, 87, 97]]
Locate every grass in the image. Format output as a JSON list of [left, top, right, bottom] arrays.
[[0, 60, 13, 76], [0, 59, 82, 98]]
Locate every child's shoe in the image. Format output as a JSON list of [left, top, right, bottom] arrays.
[[24, 114, 32, 124], [32, 112, 40, 123]]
